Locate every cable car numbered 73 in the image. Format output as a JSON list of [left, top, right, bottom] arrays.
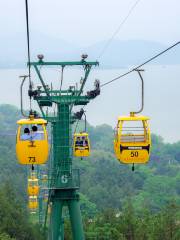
[[16, 116, 49, 165], [114, 114, 151, 164]]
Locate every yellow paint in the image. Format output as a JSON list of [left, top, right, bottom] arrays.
[[118, 115, 150, 121], [28, 196, 38, 209], [27, 178, 39, 196], [73, 132, 90, 157], [16, 118, 49, 165], [114, 114, 151, 164]]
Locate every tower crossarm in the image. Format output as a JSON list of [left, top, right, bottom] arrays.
[[34, 95, 90, 106]]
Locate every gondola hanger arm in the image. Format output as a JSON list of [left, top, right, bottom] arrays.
[[131, 69, 144, 116]]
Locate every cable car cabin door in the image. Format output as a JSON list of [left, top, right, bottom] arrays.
[[16, 123, 49, 165]]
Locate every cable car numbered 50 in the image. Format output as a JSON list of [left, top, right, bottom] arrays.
[[16, 116, 49, 165], [114, 114, 151, 164]]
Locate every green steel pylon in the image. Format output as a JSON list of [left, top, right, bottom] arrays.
[[29, 56, 99, 240]]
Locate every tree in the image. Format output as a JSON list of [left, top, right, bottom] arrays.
[[0, 233, 16, 240]]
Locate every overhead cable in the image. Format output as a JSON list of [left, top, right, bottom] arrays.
[[101, 41, 180, 87], [97, 0, 142, 59], [25, 0, 31, 82]]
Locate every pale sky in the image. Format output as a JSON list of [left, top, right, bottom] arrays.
[[0, 1, 180, 143], [0, 0, 179, 46]]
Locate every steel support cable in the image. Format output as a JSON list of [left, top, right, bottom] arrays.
[[59, 66, 65, 94], [25, 0, 31, 83], [84, 112, 87, 132], [19, 75, 29, 117], [25, 0, 33, 110], [74, 116, 81, 134], [97, 0, 142, 60], [73, 105, 86, 135], [134, 69, 144, 114], [101, 41, 180, 87]]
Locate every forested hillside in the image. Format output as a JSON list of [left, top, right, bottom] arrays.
[[0, 104, 179, 239], [75, 120, 180, 213]]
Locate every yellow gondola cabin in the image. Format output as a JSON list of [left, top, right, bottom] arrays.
[[28, 196, 38, 210], [16, 116, 49, 165], [114, 114, 151, 164], [27, 177, 39, 196], [42, 173, 48, 182], [73, 133, 90, 157]]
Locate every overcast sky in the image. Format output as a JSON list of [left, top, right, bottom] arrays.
[[0, 1, 180, 142], [0, 0, 179, 47]]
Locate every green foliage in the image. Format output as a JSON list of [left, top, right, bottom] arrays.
[[83, 200, 180, 240], [0, 104, 21, 132], [73, 131, 180, 212], [0, 104, 180, 239], [0, 233, 16, 240], [80, 193, 97, 217], [0, 182, 44, 240]]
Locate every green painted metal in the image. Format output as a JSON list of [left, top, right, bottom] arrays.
[[68, 197, 84, 239], [61, 218, 64, 240], [38, 164, 49, 227], [30, 60, 99, 66], [39, 196, 43, 225], [36, 95, 90, 105], [30, 59, 99, 240], [49, 200, 63, 239]]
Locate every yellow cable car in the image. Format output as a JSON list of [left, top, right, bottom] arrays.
[[42, 174, 48, 182], [28, 196, 38, 210], [16, 116, 49, 165], [73, 132, 90, 157], [114, 114, 151, 164], [27, 177, 39, 196]]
